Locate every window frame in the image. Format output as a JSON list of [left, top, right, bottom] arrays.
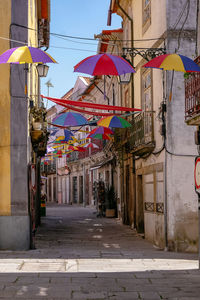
[[142, 0, 151, 34]]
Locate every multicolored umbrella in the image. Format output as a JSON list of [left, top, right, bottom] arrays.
[[0, 46, 57, 64], [84, 142, 99, 149], [97, 116, 131, 128], [74, 53, 135, 76], [52, 112, 88, 127], [47, 146, 54, 153], [88, 133, 112, 140], [89, 126, 114, 135], [143, 54, 200, 72], [50, 128, 74, 140]]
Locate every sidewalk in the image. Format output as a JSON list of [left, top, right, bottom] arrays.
[[0, 204, 199, 299]]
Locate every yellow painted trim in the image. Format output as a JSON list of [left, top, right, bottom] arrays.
[[0, 0, 11, 215]]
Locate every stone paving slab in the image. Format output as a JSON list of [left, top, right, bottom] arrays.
[[0, 205, 199, 299]]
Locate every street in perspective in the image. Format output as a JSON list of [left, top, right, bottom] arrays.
[[1, 0, 200, 299], [0, 205, 199, 299]]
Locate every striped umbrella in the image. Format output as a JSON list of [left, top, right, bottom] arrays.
[[97, 116, 131, 128], [0, 46, 57, 64], [143, 54, 200, 72], [53, 112, 88, 127]]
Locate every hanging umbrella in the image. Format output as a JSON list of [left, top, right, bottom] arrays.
[[50, 128, 74, 140], [89, 133, 112, 140], [97, 116, 131, 128], [84, 142, 99, 149], [76, 146, 86, 152], [89, 126, 114, 135], [0, 46, 57, 64], [52, 112, 88, 127], [47, 146, 54, 153], [143, 54, 200, 72], [143, 53, 200, 101], [74, 53, 135, 100], [74, 53, 135, 76]]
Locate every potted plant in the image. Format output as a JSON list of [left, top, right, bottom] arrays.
[[105, 185, 117, 218], [30, 106, 46, 130]]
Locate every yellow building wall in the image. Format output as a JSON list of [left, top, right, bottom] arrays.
[[0, 0, 11, 215]]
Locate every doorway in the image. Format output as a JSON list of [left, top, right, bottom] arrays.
[[136, 174, 144, 233]]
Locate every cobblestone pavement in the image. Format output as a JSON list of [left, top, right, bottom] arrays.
[[0, 204, 199, 299]]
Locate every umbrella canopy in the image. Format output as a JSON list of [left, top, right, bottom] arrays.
[[47, 146, 54, 153], [84, 142, 99, 149], [97, 116, 131, 128], [0, 46, 57, 64], [89, 126, 114, 135], [143, 54, 200, 72], [88, 133, 112, 140], [74, 53, 135, 76], [76, 146, 86, 152], [52, 112, 88, 127], [50, 128, 74, 140]]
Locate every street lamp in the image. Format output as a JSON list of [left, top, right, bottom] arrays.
[[118, 55, 132, 84], [36, 64, 49, 78], [118, 73, 132, 84]]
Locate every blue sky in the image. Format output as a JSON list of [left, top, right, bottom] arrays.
[[41, 1, 122, 106]]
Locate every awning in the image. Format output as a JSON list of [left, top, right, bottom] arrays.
[[90, 157, 114, 171]]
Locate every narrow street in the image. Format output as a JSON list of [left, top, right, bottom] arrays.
[[0, 205, 199, 299]]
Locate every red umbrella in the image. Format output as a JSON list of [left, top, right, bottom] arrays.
[[74, 53, 135, 76], [89, 126, 114, 135], [74, 54, 135, 99], [84, 142, 99, 150]]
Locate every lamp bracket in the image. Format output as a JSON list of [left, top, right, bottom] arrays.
[[122, 47, 166, 61]]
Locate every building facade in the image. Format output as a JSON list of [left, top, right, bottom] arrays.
[[108, 0, 198, 252], [0, 0, 51, 250]]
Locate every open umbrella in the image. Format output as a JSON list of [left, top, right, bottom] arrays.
[[74, 53, 135, 99], [0, 46, 57, 64], [97, 116, 131, 128], [74, 53, 135, 76], [84, 142, 99, 149], [143, 54, 200, 101], [52, 112, 88, 127], [89, 126, 114, 135], [50, 128, 74, 139], [143, 54, 200, 72], [87, 126, 114, 140], [88, 133, 112, 140]]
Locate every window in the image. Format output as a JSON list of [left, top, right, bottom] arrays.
[[141, 69, 153, 139], [142, 0, 151, 33]]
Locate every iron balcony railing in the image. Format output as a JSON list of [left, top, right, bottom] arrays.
[[185, 56, 200, 124], [114, 112, 155, 155], [129, 111, 155, 154]]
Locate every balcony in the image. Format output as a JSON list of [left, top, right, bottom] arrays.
[[129, 112, 155, 155], [114, 112, 155, 155], [185, 56, 200, 125]]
